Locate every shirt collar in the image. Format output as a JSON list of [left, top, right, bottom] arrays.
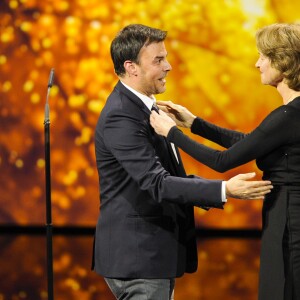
[[120, 81, 156, 111]]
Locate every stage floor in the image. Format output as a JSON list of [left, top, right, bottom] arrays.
[[0, 233, 261, 300]]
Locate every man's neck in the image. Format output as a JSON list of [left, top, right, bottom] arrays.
[[120, 80, 155, 111], [120, 77, 151, 97]]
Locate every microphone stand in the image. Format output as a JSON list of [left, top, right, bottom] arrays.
[[44, 68, 55, 300]]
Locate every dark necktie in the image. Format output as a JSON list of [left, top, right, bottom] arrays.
[[151, 103, 159, 113]]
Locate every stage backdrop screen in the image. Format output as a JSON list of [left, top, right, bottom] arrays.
[[1, 0, 298, 228]]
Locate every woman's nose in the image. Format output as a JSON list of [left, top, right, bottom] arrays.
[[255, 59, 260, 69]]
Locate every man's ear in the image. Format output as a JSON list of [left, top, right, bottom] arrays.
[[124, 60, 138, 76]]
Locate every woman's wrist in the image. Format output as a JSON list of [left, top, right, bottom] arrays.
[[186, 115, 196, 129], [166, 125, 178, 141]]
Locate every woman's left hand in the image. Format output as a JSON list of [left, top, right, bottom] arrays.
[[150, 109, 176, 137]]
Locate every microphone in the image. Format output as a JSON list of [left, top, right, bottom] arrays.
[[48, 68, 55, 88], [45, 69, 55, 122], [44, 68, 55, 300]]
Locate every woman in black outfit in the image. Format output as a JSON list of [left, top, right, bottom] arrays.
[[150, 23, 300, 300]]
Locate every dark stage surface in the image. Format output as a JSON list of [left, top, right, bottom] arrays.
[[0, 228, 261, 300]]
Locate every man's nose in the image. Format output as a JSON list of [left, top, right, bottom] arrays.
[[164, 60, 172, 71]]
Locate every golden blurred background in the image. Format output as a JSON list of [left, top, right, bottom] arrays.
[[1, 0, 300, 229], [2, 1, 300, 300]]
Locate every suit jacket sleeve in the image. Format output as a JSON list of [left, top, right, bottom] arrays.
[[102, 109, 223, 208]]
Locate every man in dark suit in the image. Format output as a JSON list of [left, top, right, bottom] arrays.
[[92, 24, 272, 299]]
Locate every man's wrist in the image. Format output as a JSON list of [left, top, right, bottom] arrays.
[[222, 181, 227, 202]]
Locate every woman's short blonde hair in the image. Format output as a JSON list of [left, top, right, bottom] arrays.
[[256, 23, 300, 91]]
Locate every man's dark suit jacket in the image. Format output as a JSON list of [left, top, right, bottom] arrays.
[[93, 81, 223, 279]]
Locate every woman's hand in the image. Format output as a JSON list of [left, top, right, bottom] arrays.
[[150, 109, 176, 137], [156, 100, 196, 128]]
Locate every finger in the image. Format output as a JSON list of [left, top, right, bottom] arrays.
[[166, 101, 181, 111], [235, 172, 256, 180], [241, 188, 272, 199], [244, 181, 273, 188], [243, 192, 270, 200], [252, 188, 272, 195], [157, 100, 180, 111], [158, 105, 169, 112], [159, 110, 168, 116], [157, 106, 178, 120], [243, 185, 273, 193], [150, 110, 159, 116], [156, 100, 172, 106], [149, 115, 154, 124], [149, 113, 157, 124], [238, 194, 265, 200], [246, 195, 265, 200]]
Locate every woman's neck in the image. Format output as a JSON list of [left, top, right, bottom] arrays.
[[277, 81, 300, 104]]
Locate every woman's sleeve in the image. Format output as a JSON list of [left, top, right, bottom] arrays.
[[191, 117, 246, 148], [167, 107, 291, 172]]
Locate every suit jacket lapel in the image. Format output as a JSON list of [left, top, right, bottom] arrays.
[[115, 81, 185, 177], [115, 81, 150, 116]]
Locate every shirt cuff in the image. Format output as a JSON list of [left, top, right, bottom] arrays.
[[222, 181, 227, 202]]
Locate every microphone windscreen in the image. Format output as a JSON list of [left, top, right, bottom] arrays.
[[47, 68, 55, 88]]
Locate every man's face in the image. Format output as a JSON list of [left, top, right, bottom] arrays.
[[134, 42, 172, 96]]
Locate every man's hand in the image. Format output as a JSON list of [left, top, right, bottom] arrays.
[[226, 172, 273, 199], [156, 100, 196, 128]]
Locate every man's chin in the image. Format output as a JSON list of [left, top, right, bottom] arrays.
[[156, 87, 166, 94]]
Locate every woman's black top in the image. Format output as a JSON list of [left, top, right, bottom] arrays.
[[167, 96, 300, 300]]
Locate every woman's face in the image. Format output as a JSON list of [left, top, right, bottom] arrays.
[[255, 53, 283, 87]]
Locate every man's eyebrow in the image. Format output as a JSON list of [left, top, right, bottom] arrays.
[[154, 53, 168, 60]]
